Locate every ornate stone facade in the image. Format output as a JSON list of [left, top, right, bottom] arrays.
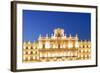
[[23, 28, 91, 62]]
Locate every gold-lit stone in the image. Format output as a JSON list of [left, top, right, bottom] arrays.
[[23, 28, 91, 62]]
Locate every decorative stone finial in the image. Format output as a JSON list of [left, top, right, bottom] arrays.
[[69, 34, 72, 38], [46, 34, 48, 38], [75, 34, 78, 37], [39, 34, 41, 38]]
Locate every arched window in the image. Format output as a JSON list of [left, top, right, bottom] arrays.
[[26, 51, 28, 54], [43, 44, 45, 48], [31, 46, 33, 49], [58, 44, 60, 48], [26, 46, 28, 49], [30, 51, 33, 54]]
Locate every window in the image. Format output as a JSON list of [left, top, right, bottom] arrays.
[[26, 46, 28, 49], [31, 46, 33, 49], [30, 51, 33, 54], [26, 51, 28, 54]]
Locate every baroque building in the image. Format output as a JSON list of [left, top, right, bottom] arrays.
[[23, 28, 91, 62]]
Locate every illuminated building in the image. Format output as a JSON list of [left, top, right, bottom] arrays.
[[23, 28, 91, 62]]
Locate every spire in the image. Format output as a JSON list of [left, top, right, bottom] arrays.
[[28, 41, 31, 45], [23, 42, 26, 45], [75, 34, 78, 37], [46, 34, 48, 38], [39, 34, 41, 38], [63, 34, 67, 38], [75, 34, 78, 40], [69, 34, 72, 38]]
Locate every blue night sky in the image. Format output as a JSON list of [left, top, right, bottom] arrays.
[[23, 10, 91, 42]]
